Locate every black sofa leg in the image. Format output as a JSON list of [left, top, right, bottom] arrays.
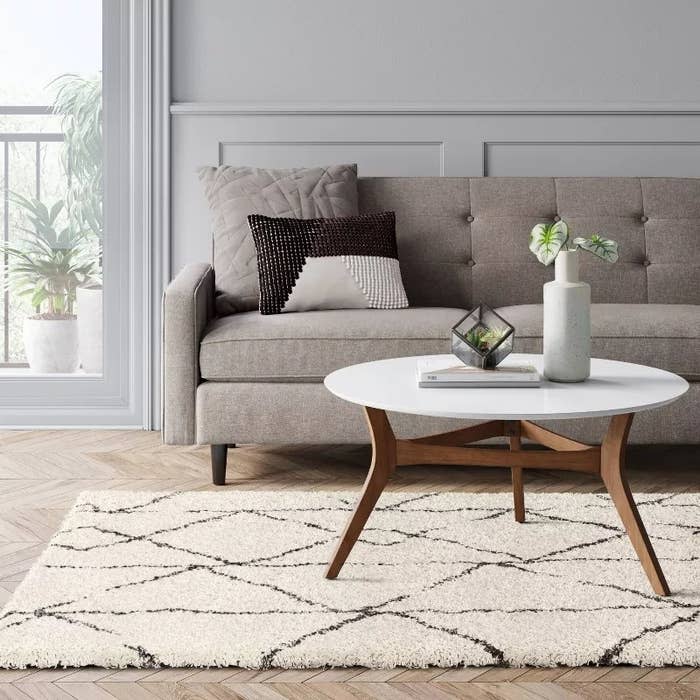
[[211, 444, 230, 485]]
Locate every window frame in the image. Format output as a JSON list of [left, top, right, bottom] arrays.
[[0, 0, 158, 428]]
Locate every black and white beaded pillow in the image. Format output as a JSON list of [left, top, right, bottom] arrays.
[[248, 211, 409, 315]]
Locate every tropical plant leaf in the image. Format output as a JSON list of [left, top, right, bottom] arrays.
[[50, 74, 103, 240], [31, 288, 50, 309], [529, 221, 569, 265], [573, 234, 619, 263], [49, 200, 64, 224]]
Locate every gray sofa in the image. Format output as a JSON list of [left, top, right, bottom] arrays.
[[163, 177, 700, 483]]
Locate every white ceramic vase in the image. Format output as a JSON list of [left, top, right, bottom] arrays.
[[77, 286, 103, 374], [543, 250, 591, 382], [23, 318, 80, 374]]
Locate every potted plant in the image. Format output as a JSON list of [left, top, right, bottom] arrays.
[[529, 220, 619, 382], [52, 75, 103, 373], [2, 194, 99, 373]]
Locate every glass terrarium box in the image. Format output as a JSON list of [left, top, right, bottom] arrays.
[[451, 305, 514, 369]]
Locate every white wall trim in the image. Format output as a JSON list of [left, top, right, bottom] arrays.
[[170, 101, 700, 116], [1, 425, 147, 430], [150, 0, 170, 431], [131, 0, 152, 430]]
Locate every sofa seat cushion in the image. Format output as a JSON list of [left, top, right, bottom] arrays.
[[497, 303, 700, 380], [200, 307, 467, 381]]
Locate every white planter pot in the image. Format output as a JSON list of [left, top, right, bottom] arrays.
[[77, 286, 103, 374], [23, 318, 79, 374], [543, 250, 591, 382]]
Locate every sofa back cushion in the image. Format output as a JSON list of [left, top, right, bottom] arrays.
[[358, 176, 700, 309]]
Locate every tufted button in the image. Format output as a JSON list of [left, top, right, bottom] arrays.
[[641, 215, 649, 223], [643, 259, 651, 266], [466, 214, 474, 223], [553, 215, 561, 222], [467, 259, 476, 267]]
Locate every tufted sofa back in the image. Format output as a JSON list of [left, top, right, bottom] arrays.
[[358, 177, 700, 309]]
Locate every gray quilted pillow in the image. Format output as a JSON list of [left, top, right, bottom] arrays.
[[199, 164, 359, 315]]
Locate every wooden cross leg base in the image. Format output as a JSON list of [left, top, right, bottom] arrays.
[[325, 408, 670, 596]]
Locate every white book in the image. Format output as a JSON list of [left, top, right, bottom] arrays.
[[417, 359, 541, 388]]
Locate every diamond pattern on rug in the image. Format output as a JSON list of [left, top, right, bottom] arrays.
[[0, 491, 697, 669]]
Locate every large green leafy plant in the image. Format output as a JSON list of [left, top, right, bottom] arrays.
[[2, 195, 99, 317], [529, 220, 619, 266], [51, 74, 103, 242], [3, 75, 102, 321]]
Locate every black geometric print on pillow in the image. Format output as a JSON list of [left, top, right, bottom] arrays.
[[248, 214, 320, 315], [307, 211, 398, 258], [248, 211, 405, 314]]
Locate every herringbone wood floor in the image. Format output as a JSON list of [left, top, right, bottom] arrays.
[[0, 430, 698, 700]]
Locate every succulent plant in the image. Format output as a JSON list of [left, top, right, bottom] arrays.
[[465, 325, 508, 352]]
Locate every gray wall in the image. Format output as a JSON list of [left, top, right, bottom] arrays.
[[172, 0, 700, 105], [170, 0, 700, 271]]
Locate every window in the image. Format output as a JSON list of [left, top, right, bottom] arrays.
[[0, 1, 154, 426], [1, 1, 102, 374]]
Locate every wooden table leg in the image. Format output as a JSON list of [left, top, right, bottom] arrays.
[[507, 421, 525, 523], [325, 407, 396, 579], [601, 413, 670, 596]]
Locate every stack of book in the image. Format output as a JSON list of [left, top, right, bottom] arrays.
[[417, 358, 541, 388]]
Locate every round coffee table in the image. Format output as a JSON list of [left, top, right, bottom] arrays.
[[323, 353, 688, 595]]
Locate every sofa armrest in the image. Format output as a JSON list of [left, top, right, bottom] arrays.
[[162, 263, 215, 444]]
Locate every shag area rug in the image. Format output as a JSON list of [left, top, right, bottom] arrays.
[[0, 490, 698, 669]]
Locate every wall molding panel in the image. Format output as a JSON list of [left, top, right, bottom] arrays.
[[482, 141, 700, 177], [217, 140, 445, 176], [171, 105, 700, 274]]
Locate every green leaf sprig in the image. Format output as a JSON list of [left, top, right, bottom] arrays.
[[529, 220, 619, 265]]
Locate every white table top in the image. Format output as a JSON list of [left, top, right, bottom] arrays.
[[324, 354, 689, 420]]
